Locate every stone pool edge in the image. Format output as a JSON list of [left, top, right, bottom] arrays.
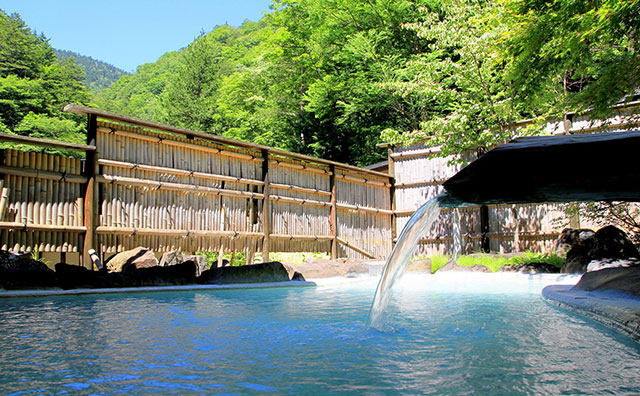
[[0, 280, 317, 298], [542, 285, 640, 342]]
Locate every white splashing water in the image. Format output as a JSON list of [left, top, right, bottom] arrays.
[[368, 195, 443, 329]]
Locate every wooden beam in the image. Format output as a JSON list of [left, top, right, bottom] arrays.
[[0, 165, 87, 184], [97, 158, 264, 186], [388, 147, 397, 248], [82, 114, 98, 269], [0, 222, 87, 232], [95, 226, 263, 238], [270, 234, 333, 241], [329, 164, 338, 259], [0, 131, 96, 152], [336, 237, 376, 259], [480, 205, 490, 253], [261, 150, 270, 262], [97, 175, 264, 200], [65, 104, 391, 179]]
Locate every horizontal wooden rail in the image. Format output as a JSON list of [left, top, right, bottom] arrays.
[[485, 231, 561, 239], [336, 237, 376, 259], [0, 165, 87, 184], [270, 234, 334, 241], [335, 172, 391, 188], [98, 127, 262, 162], [337, 203, 393, 215], [398, 231, 562, 244], [66, 104, 391, 179], [0, 132, 96, 152], [268, 194, 392, 215], [269, 159, 332, 176], [269, 194, 331, 208], [395, 180, 445, 189], [98, 174, 264, 199], [0, 221, 87, 232], [97, 159, 264, 186], [269, 182, 331, 197], [390, 147, 442, 160], [95, 226, 263, 238]]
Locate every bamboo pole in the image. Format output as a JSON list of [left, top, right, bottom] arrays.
[[97, 127, 262, 163], [97, 174, 264, 200], [334, 172, 391, 188], [336, 237, 376, 259], [94, 226, 262, 237], [336, 203, 393, 215], [270, 234, 333, 241], [97, 158, 264, 187], [269, 194, 331, 208], [269, 159, 332, 177], [269, 182, 331, 197]]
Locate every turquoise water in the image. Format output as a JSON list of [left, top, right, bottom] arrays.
[[1, 275, 640, 395]]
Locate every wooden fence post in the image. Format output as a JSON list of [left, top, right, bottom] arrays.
[[261, 150, 270, 262], [480, 205, 490, 253], [82, 114, 98, 269], [388, 146, 396, 247], [329, 165, 338, 259]]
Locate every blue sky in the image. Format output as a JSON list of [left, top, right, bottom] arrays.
[[0, 0, 273, 72]]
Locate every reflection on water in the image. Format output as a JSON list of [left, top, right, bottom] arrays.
[[1, 275, 639, 395]]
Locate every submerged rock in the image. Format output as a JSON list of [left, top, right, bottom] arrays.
[[198, 261, 291, 285], [0, 251, 58, 289]]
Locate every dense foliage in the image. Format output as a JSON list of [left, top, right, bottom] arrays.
[[2, 0, 639, 165], [0, 9, 89, 150], [54, 49, 129, 92]]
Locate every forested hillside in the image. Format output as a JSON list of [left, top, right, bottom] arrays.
[[1, 0, 638, 165], [54, 49, 129, 91], [96, 0, 639, 166], [0, 10, 89, 150]]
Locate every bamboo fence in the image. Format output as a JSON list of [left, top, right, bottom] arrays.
[[0, 106, 393, 267], [389, 102, 640, 257]]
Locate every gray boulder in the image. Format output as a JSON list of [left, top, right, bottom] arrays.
[[572, 266, 640, 297], [198, 261, 291, 285], [105, 247, 159, 272], [499, 262, 559, 274], [560, 226, 640, 273], [0, 251, 58, 289], [159, 250, 183, 267], [183, 254, 207, 276]]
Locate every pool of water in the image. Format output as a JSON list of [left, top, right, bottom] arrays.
[[1, 274, 639, 395]]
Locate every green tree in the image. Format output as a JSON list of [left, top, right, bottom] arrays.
[[502, 0, 640, 119], [0, 10, 54, 78], [0, 9, 89, 146]]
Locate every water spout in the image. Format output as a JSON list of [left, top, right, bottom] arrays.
[[368, 194, 444, 328]]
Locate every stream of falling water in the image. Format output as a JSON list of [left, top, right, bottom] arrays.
[[368, 194, 444, 328]]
